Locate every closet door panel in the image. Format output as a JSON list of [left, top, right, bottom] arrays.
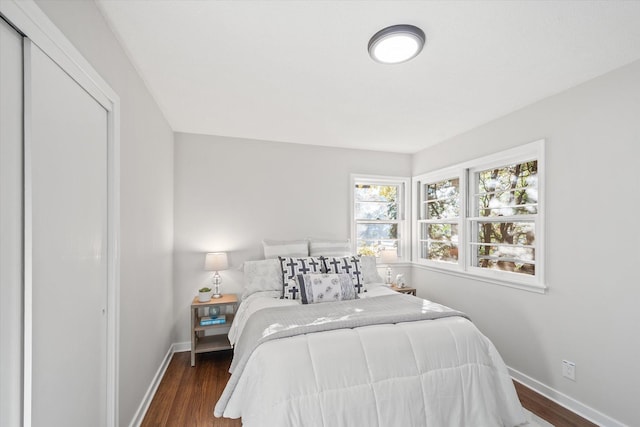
[[27, 41, 108, 427], [0, 17, 24, 427]]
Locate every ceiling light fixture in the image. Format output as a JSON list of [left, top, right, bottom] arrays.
[[368, 24, 425, 64]]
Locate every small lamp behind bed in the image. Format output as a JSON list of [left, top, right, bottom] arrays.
[[380, 249, 397, 285], [205, 252, 229, 298]]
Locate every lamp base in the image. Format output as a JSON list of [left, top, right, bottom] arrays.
[[212, 276, 222, 298]]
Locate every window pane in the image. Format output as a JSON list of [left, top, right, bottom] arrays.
[[419, 223, 458, 262], [420, 223, 458, 243], [424, 178, 459, 219], [477, 222, 534, 246], [427, 178, 459, 201], [357, 240, 397, 257], [357, 223, 397, 241], [420, 241, 458, 263], [355, 201, 396, 220], [475, 245, 535, 275], [354, 184, 398, 220], [354, 184, 397, 202], [476, 161, 537, 217], [475, 221, 535, 275]]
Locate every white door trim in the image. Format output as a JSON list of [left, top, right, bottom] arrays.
[[0, 2, 121, 426]]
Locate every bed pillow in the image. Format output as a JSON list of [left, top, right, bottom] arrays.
[[241, 259, 283, 300], [279, 256, 324, 299], [360, 255, 384, 286], [308, 239, 351, 257], [296, 273, 357, 304], [321, 256, 363, 294], [263, 239, 309, 259]]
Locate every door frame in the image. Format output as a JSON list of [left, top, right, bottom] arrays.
[[0, 2, 120, 426]]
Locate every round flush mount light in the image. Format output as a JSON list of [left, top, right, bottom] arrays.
[[368, 24, 426, 64]]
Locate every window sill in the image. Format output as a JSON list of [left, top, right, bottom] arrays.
[[411, 263, 547, 294]]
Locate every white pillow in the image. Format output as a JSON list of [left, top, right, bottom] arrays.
[[262, 239, 308, 259], [241, 259, 283, 300], [360, 255, 384, 286], [308, 238, 351, 257]]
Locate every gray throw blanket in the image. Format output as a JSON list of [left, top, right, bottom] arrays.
[[214, 293, 467, 416]]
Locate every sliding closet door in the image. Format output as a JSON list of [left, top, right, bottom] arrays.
[[26, 41, 108, 427], [0, 17, 24, 427]]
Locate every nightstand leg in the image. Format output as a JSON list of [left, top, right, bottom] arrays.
[[190, 307, 196, 367]]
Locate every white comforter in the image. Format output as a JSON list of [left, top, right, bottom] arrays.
[[219, 288, 526, 427]]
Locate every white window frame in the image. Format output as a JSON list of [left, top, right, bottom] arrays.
[[412, 165, 466, 273], [350, 174, 410, 261], [412, 140, 545, 292]]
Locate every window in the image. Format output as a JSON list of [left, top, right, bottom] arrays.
[[351, 175, 409, 259], [413, 140, 545, 291], [417, 175, 461, 264], [469, 160, 538, 276]]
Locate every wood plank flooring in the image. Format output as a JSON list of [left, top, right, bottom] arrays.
[[142, 350, 598, 427], [514, 381, 597, 427], [141, 351, 240, 427]]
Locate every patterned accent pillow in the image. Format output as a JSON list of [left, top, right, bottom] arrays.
[[297, 273, 357, 304], [321, 256, 363, 294], [282, 278, 302, 301], [278, 257, 324, 299]]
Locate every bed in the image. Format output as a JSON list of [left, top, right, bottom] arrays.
[[213, 255, 527, 427]]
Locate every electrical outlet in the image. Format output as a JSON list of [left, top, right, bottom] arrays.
[[562, 360, 576, 381]]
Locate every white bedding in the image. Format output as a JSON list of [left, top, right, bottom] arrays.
[[229, 285, 394, 346], [220, 288, 526, 427]]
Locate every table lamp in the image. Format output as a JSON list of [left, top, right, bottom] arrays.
[[380, 249, 398, 285], [205, 252, 228, 298]]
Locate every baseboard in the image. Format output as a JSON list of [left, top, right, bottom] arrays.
[[128, 344, 176, 427], [509, 367, 626, 427], [173, 341, 190, 353]]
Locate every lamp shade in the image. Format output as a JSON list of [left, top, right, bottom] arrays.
[[205, 252, 228, 271], [380, 249, 398, 264]]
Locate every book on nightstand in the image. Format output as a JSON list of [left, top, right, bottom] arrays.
[[200, 314, 227, 326]]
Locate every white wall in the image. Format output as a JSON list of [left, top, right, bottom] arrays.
[[173, 132, 412, 343], [412, 59, 640, 426], [34, 1, 175, 425]]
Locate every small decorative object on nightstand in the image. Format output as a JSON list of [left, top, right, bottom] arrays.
[[198, 287, 213, 302], [390, 285, 416, 296], [190, 294, 238, 367], [204, 252, 229, 298]]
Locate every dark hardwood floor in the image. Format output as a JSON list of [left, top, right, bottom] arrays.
[[142, 351, 598, 427], [141, 351, 240, 427], [513, 381, 597, 427]]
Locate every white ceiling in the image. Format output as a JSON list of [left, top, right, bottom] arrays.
[[96, 1, 640, 154]]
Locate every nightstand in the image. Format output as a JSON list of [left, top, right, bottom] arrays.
[[390, 285, 416, 296], [190, 294, 238, 367]]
